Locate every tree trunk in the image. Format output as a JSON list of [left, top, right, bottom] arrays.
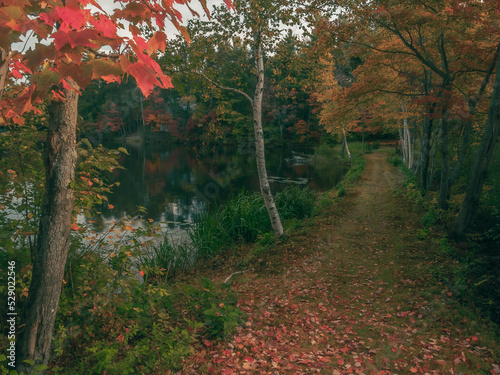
[[438, 115, 450, 210], [398, 125, 406, 164], [17, 82, 79, 372], [451, 46, 500, 239], [449, 51, 498, 187], [361, 114, 365, 154], [0, 47, 11, 102], [253, 39, 283, 238], [420, 122, 432, 193], [428, 131, 438, 191], [420, 72, 435, 195], [342, 129, 351, 160], [404, 117, 413, 169]]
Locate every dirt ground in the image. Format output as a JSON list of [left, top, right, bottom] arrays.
[[182, 151, 500, 375]]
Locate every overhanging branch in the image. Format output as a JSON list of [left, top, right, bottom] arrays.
[[194, 70, 253, 105]]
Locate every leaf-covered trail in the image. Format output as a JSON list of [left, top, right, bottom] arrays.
[[183, 151, 500, 375]]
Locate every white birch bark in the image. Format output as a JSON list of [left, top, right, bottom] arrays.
[[342, 129, 352, 160], [253, 39, 284, 237]]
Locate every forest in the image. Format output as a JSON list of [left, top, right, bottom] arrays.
[[0, 0, 499, 374]]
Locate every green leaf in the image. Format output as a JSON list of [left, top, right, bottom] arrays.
[[81, 138, 93, 150], [23, 360, 34, 365], [117, 147, 129, 155], [34, 364, 49, 371]]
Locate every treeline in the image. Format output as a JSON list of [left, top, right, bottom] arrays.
[[78, 30, 329, 147]]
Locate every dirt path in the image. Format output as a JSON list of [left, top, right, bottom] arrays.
[[184, 151, 499, 374]]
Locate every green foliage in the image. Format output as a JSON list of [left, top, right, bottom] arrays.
[[315, 143, 340, 159], [456, 208, 500, 325], [336, 183, 346, 197], [138, 186, 316, 278], [258, 232, 276, 246], [343, 155, 366, 185], [203, 304, 246, 340], [394, 149, 500, 327], [190, 186, 316, 261], [0, 125, 44, 258], [177, 278, 245, 340], [72, 139, 123, 219], [311, 191, 337, 215], [275, 186, 316, 220], [137, 235, 192, 281], [49, 243, 243, 374], [421, 208, 437, 229], [389, 155, 403, 167]]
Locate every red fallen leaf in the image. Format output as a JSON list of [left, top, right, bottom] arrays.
[[139, 270, 145, 277], [338, 359, 344, 365], [472, 336, 478, 341], [244, 356, 254, 362], [116, 333, 124, 343], [204, 340, 212, 347], [71, 223, 81, 230], [108, 204, 114, 209]]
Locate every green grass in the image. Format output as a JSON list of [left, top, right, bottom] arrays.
[[138, 186, 318, 279]]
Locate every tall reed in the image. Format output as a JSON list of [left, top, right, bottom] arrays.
[[138, 186, 317, 278]]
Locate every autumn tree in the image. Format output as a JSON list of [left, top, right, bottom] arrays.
[[0, 0, 233, 370], [311, 0, 500, 234]]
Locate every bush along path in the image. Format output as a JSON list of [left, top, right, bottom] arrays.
[[182, 151, 500, 375]]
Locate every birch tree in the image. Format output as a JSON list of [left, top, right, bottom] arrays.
[[176, 0, 300, 237]]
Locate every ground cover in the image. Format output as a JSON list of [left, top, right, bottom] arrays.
[[181, 150, 500, 374]]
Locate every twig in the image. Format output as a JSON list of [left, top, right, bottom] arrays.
[[224, 270, 248, 283]]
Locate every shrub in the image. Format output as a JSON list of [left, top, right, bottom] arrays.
[[275, 186, 316, 220]]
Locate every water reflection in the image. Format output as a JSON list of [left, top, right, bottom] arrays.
[[88, 143, 348, 233]]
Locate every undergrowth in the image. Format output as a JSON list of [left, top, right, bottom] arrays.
[[138, 185, 317, 280], [389, 153, 500, 329], [47, 264, 242, 374]]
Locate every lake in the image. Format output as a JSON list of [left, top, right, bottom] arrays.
[[83, 142, 348, 239]]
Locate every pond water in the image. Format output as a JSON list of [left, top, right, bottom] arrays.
[[84, 142, 348, 238]]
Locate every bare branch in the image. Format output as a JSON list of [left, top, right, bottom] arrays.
[[194, 70, 253, 105]]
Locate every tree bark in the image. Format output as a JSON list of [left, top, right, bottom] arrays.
[[451, 46, 500, 239], [17, 81, 79, 372], [361, 111, 365, 154], [341, 129, 351, 160], [253, 38, 284, 238], [0, 47, 14, 102], [438, 115, 450, 210], [449, 50, 498, 187]]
